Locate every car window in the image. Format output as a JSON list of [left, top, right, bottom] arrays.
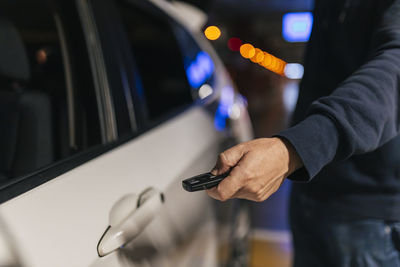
[[172, 24, 216, 93], [0, 1, 102, 184], [116, 0, 194, 121]]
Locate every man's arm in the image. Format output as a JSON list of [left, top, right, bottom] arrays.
[[207, 0, 400, 201], [279, 0, 400, 181]]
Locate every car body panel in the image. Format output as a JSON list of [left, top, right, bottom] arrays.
[[0, 107, 222, 267]]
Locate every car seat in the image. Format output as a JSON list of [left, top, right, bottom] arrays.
[[0, 18, 53, 181]]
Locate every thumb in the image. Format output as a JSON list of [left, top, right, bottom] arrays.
[[211, 144, 246, 175]]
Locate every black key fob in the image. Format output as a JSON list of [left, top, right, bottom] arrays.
[[182, 172, 230, 192]]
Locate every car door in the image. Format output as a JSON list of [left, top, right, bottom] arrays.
[[86, 0, 241, 266], [0, 0, 247, 267]]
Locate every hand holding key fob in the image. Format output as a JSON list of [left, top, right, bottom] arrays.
[[182, 171, 230, 192]]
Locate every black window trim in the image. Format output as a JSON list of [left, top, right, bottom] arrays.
[[76, 0, 118, 143], [88, 0, 142, 135], [54, 13, 77, 150]]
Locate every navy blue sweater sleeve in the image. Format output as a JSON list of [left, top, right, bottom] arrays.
[[277, 0, 400, 181]]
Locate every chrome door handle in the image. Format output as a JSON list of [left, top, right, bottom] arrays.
[[97, 187, 164, 257]]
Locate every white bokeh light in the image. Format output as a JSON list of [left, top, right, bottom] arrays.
[[198, 84, 213, 99], [284, 63, 304, 80], [228, 104, 241, 120], [283, 82, 300, 113]]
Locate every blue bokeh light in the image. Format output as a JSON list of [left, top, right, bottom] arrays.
[[214, 86, 235, 131], [282, 12, 313, 42], [186, 51, 214, 88]]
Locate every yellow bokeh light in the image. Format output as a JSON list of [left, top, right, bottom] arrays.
[[204, 26, 221, 40], [240, 44, 256, 59]]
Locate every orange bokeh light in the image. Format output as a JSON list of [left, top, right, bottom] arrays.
[[204, 26, 221, 41], [240, 44, 256, 59], [270, 57, 279, 71], [262, 53, 272, 68], [277, 60, 286, 75], [250, 48, 264, 63], [236, 41, 287, 76]]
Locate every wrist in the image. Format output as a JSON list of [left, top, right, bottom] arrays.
[[276, 137, 303, 175]]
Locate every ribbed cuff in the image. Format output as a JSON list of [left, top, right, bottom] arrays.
[[276, 114, 340, 182]]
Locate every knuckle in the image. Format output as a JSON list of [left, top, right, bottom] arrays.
[[219, 193, 228, 201], [250, 183, 262, 193], [218, 153, 228, 165], [220, 196, 228, 202], [216, 187, 228, 201], [206, 189, 214, 197], [220, 191, 231, 201]]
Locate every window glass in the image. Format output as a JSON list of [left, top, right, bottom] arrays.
[[172, 25, 215, 92], [116, 1, 194, 121], [0, 1, 101, 183]]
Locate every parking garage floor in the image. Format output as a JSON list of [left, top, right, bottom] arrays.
[[249, 180, 293, 267], [250, 238, 292, 267]]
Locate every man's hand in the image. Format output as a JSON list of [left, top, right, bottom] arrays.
[[206, 137, 303, 202]]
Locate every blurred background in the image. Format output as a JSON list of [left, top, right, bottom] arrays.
[[179, 0, 314, 266]]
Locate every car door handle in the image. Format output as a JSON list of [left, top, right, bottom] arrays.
[[97, 187, 165, 257]]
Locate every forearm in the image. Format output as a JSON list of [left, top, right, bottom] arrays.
[[278, 0, 400, 181]]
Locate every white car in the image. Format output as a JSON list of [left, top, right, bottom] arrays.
[[0, 0, 253, 266]]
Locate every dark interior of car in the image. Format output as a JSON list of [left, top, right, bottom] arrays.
[[0, 2, 67, 181]]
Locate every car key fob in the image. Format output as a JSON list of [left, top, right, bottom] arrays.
[[182, 171, 230, 192]]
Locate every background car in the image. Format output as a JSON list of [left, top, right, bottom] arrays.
[[0, 0, 253, 266]]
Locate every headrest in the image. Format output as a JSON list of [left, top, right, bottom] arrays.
[[0, 18, 30, 81]]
